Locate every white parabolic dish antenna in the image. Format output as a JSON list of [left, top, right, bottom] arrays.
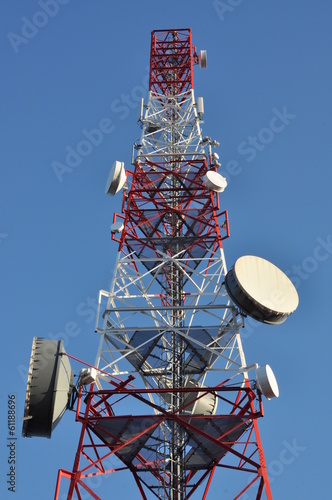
[[105, 161, 126, 196], [225, 255, 299, 324], [203, 170, 227, 193], [111, 221, 124, 234], [256, 365, 279, 399], [185, 386, 218, 415], [158, 378, 218, 416], [198, 50, 207, 68], [22, 337, 73, 438]]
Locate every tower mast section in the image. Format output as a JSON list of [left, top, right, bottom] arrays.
[[51, 28, 298, 500]]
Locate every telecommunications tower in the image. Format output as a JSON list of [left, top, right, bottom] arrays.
[[23, 29, 298, 500]]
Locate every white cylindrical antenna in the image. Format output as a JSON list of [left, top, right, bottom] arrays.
[[196, 97, 204, 117], [138, 98, 144, 122]]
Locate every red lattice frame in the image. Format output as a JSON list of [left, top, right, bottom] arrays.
[[149, 29, 194, 95], [55, 377, 272, 500], [115, 158, 228, 263]]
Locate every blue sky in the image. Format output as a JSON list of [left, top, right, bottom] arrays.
[[1, 0, 332, 498]]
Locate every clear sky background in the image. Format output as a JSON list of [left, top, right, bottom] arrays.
[[1, 1, 332, 498]]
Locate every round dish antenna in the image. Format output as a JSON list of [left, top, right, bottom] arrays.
[[203, 170, 227, 192], [158, 379, 218, 415], [225, 255, 299, 324], [105, 161, 126, 196], [185, 384, 218, 415], [22, 337, 73, 438], [198, 50, 207, 68], [111, 221, 124, 234], [256, 365, 279, 399]]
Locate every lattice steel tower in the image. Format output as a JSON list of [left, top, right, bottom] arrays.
[[41, 28, 298, 499]]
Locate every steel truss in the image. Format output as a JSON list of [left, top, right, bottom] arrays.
[[55, 380, 271, 500], [55, 29, 273, 499]]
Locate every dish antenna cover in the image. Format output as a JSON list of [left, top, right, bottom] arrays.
[[22, 337, 73, 438], [111, 220, 124, 234], [158, 378, 218, 415], [225, 255, 299, 324], [198, 50, 207, 68], [105, 161, 126, 196], [203, 170, 227, 192], [185, 384, 218, 415], [256, 365, 279, 399]]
